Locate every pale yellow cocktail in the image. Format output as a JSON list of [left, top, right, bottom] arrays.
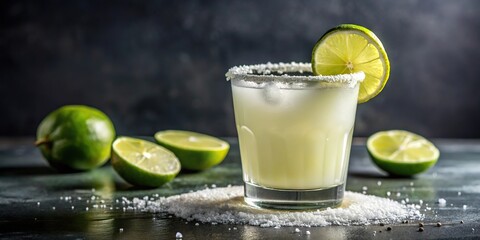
[[227, 62, 364, 209]]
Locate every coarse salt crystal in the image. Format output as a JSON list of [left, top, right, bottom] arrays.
[[176, 232, 183, 238], [122, 186, 423, 228]]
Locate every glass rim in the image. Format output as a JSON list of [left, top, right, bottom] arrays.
[[226, 62, 365, 85]]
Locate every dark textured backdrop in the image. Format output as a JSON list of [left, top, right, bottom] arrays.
[[1, 0, 479, 138]]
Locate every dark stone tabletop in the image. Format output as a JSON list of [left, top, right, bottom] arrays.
[[0, 137, 479, 239]]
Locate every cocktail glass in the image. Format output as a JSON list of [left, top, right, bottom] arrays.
[[227, 62, 365, 209]]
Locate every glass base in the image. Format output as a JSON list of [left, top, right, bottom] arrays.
[[244, 182, 344, 210]]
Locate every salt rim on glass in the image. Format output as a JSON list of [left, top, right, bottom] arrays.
[[226, 62, 365, 89]]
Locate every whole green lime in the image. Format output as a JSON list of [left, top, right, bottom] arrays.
[[36, 105, 116, 171]]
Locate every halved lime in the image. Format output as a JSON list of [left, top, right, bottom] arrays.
[[312, 24, 390, 103], [154, 130, 230, 171], [367, 130, 440, 176], [111, 137, 181, 187]]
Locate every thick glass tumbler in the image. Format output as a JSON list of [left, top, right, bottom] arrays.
[[227, 62, 365, 209]]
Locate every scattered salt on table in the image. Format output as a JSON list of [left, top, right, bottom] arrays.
[[122, 186, 423, 227]]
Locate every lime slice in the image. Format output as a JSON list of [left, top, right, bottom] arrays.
[[111, 137, 181, 187], [154, 130, 230, 171], [312, 24, 390, 103], [367, 130, 440, 176]]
